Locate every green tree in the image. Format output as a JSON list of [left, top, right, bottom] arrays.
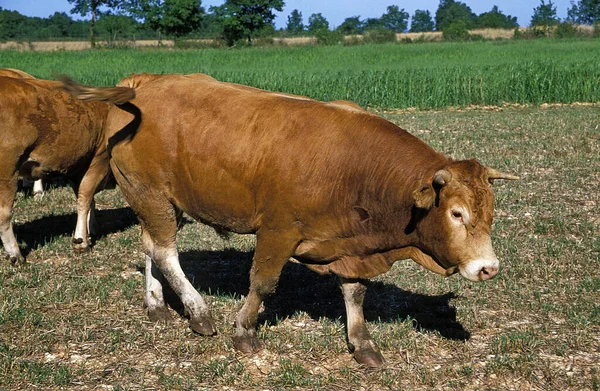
[[307, 12, 329, 34], [195, 12, 221, 38], [286, 9, 304, 35], [567, 0, 600, 24], [476, 5, 518, 28], [363, 17, 383, 31], [380, 5, 409, 32], [337, 16, 363, 35], [410, 9, 434, 32], [211, 0, 284, 46], [127, 0, 203, 41], [0, 8, 27, 39], [531, 0, 559, 26], [47, 12, 75, 37], [443, 18, 470, 40], [435, 0, 476, 31], [68, 0, 122, 47], [97, 14, 134, 45]]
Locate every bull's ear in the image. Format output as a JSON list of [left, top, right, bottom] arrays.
[[413, 169, 452, 210], [413, 184, 436, 209]]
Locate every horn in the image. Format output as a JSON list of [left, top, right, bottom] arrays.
[[486, 167, 520, 181], [433, 169, 452, 186]]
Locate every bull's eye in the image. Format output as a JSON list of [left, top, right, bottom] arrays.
[[450, 210, 464, 224]]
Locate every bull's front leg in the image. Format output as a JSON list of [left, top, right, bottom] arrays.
[[0, 177, 24, 264], [232, 227, 299, 354], [33, 179, 44, 199], [340, 277, 385, 367]]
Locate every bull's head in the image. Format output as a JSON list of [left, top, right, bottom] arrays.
[[412, 159, 518, 282]]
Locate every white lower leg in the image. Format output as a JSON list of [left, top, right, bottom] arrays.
[[154, 246, 215, 333], [33, 180, 44, 197], [145, 254, 166, 313], [340, 278, 384, 367], [73, 197, 91, 246], [0, 222, 22, 261]]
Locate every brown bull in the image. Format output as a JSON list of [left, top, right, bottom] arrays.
[[63, 73, 518, 367], [0, 70, 133, 263]]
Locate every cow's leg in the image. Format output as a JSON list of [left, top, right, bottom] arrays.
[[152, 242, 217, 335], [232, 227, 299, 354], [340, 277, 385, 367], [33, 179, 44, 199], [87, 199, 99, 237], [141, 227, 171, 322], [0, 176, 24, 264], [133, 194, 217, 335], [71, 161, 107, 253]]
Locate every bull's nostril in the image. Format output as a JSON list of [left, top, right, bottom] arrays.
[[479, 266, 498, 281]]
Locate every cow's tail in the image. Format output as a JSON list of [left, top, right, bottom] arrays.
[[59, 75, 135, 105]]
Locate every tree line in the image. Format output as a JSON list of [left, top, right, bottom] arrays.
[[1, 0, 599, 47]]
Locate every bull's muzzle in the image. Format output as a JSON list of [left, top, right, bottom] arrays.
[[459, 258, 500, 282]]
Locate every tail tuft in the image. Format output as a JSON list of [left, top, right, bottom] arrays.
[[58, 75, 135, 105]]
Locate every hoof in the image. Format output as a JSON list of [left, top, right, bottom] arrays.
[[72, 239, 91, 254], [354, 348, 386, 368], [190, 317, 217, 336], [147, 306, 173, 323], [232, 334, 262, 354], [9, 255, 26, 265]]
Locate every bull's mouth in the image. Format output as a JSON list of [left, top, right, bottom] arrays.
[[444, 265, 459, 276]]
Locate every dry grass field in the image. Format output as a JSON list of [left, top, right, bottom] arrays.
[[0, 40, 172, 51], [3, 27, 581, 51], [1, 103, 598, 390]]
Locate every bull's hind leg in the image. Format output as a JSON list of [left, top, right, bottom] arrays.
[[71, 159, 108, 253], [149, 241, 217, 334], [141, 228, 171, 322], [232, 227, 299, 354], [130, 190, 217, 335], [340, 277, 385, 367]]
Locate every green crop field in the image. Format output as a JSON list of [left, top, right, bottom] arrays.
[[2, 38, 600, 109], [0, 40, 599, 390]]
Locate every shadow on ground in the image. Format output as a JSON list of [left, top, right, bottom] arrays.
[[177, 249, 470, 341], [13, 207, 138, 257]]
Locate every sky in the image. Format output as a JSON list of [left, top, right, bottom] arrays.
[[0, 0, 575, 29]]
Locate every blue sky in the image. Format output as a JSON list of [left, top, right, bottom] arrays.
[[0, 0, 575, 28]]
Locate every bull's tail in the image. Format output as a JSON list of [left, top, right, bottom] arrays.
[[59, 75, 135, 105]]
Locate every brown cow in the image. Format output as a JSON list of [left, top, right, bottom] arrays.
[[63, 73, 518, 367], [0, 71, 133, 263], [0, 69, 45, 198]]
